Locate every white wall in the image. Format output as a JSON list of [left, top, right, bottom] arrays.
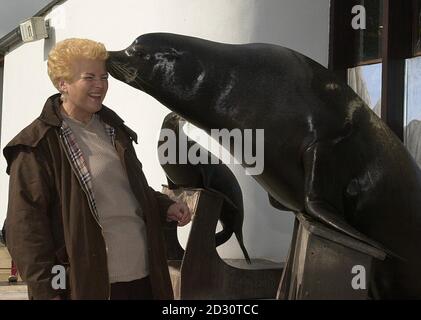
[[0, 65, 3, 147], [0, 0, 330, 262]]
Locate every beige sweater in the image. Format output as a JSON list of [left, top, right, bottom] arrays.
[[62, 112, 149, 283]]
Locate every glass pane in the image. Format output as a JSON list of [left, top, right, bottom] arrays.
[[354, 0, 383, 63], [416, 0, 421, 54], [404, 56, 421, 167], [348, 63, 382, 117]]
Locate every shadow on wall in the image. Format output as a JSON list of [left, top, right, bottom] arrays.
[[204, 158, 295, 262], [235, 165, 295, 261], [249, 0, 330, 66]]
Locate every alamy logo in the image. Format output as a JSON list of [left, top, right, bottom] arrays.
[[51, 265, 66, 290], [351, 265, 366, 290], [351, 5, 366, 30], [158, 124, 265, 175]]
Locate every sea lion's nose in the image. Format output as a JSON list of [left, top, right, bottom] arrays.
[[106, 50, 126, 70], [107, 50, 123, 61]]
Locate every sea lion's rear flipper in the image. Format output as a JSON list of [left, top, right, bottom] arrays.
[[215, 225, 234, 247], [208, 186, 252, 263], [268, 194, 292, 211], [302, 140, 397, 258]]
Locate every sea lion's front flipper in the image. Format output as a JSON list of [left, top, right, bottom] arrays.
[[302, 140, 397, 257]]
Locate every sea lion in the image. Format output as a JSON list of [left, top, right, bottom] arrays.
[[158, 111, 251, 263], [107, 33, 421, 298]]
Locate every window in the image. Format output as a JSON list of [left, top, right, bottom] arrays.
[[330, 0, 414, 141], [348, 64, 382, 116], [404, 56, 421, 167]]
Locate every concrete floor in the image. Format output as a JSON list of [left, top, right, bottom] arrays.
[[0, 282, 28, 300], [0, 244, 28, 300]]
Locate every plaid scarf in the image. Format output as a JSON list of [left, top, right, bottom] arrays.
[[59, 118, 116, 222]]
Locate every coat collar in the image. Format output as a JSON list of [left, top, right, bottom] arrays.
[[39, 93, 126, 129]]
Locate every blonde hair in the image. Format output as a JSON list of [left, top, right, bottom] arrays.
[[47, 38, 108, 89]]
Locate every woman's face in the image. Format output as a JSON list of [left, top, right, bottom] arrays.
[[60, 58, 109, 120]]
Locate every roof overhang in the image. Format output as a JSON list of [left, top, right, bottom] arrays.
[[0, 0, 67, 56]]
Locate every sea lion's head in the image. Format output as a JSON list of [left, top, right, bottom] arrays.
[[107, 33, 207, 103]]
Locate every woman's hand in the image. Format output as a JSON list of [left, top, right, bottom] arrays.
[[166, 202, 191, 226]]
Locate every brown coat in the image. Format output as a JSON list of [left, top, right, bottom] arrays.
[[3, 94, 174, 300]]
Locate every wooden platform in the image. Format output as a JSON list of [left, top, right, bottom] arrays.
[[163, 187, 284, 300], [277, 213, 386, 300]]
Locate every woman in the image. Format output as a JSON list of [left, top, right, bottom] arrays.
[[4, 38, 191, 300]]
